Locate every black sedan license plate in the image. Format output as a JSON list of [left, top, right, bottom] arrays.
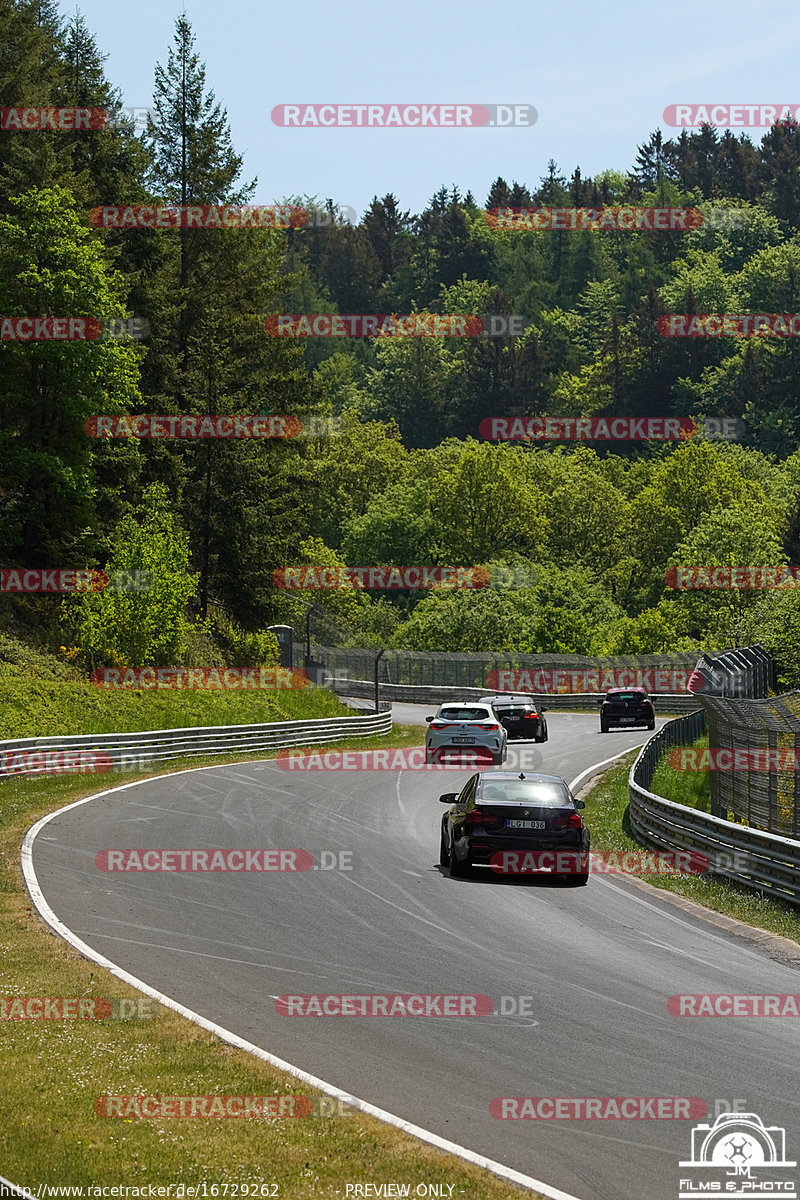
[[508, 819, 545, 829]]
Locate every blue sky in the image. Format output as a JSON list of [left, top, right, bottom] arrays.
[[73, 0, 800, 217]]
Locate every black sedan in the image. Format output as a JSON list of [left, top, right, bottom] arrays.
[[439, 771, 589, 885], [598, 687, 655, 732], [479, 694, 548, 742]]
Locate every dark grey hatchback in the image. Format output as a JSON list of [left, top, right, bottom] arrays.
[[439, 771, 590, 885]]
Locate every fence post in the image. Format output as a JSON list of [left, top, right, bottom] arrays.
[[374, 649, 386, 713]]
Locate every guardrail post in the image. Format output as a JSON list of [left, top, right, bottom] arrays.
[[374, 649, 386, 713]]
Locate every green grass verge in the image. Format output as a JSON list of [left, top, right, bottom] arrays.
[[0, 630, 357, 738], [0, 673, 348, 740], [582, 753, 800, 943], [0, 718, 542, 1198], [649, 732, 711, 812]]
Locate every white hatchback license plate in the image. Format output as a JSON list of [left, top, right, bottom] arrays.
[[452, 736, 475, 743], [508, 819, 545, 829]]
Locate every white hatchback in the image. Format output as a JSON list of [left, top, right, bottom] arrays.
[[424, 703, 508, 766]]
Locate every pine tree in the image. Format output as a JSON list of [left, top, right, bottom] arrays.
[[142, 15, 312, 620], [364, 194, 411, 277], [485, 177, 511, 208], [61, 13, 152, 210], [0, 0, 72, 203], [759, 121, 800, 227], [509, 181, 533, 207], [146, 16, 254, 314], [537, 160, 568, 204]]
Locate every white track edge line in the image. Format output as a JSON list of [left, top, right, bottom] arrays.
[[21, 764, 583, 1200], [569, 740, 649, 793]]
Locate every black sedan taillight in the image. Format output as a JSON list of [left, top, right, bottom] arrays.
[[554, 813, 583, 830], [467, 809, 502, 828]]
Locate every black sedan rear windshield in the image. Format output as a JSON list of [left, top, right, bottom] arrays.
[[478, 781, 570, 806], [495, 705, 536, 717], [609, 692, 647, 702]]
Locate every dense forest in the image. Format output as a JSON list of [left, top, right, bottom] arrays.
[[1, 0, 799, 685]]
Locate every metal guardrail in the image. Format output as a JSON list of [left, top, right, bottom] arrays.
[[629, 711, 800, 907], [0, 708, 393, 779]]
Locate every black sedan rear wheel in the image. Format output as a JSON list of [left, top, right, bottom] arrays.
[[448, 834, 472, 878], [439, 821, 450, 867]]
